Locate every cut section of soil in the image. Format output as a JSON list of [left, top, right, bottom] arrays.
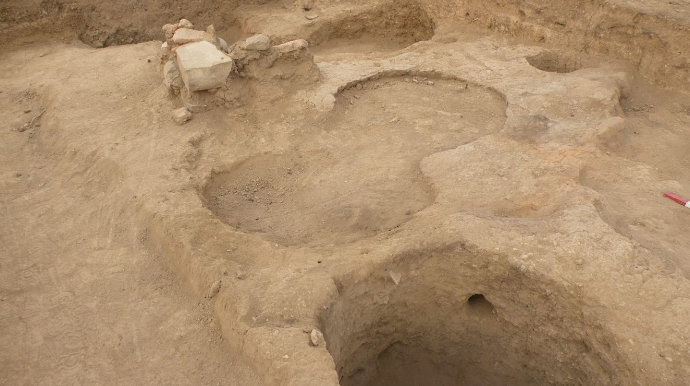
[[322, 245, 632, 386]]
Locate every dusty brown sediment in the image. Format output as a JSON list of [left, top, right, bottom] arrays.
[[2, 1, 690, 386]]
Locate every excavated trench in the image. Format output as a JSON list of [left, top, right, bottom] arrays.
[[2, 2, 686, 385], [309, 4, 435, 56], [202, 75, 507, 246], [1, 0, 257, 47], [4, 0, 689, 88], [322, 244, 633, 386]]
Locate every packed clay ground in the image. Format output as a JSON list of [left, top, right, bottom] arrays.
[[2, 1, 690, 386]]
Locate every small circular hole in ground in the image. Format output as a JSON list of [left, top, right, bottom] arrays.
[[467, 293, 494, 316], [310, 4, 435, 57], [322, 246, 632, 386], [526, 51, 583, 73], [202, 75, 506, 246]]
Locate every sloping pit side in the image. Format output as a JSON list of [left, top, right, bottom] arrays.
[[321, 244, 636, 386], [0, 0, 254, 48], [309, 4, 435, 53], [526, 51, 584, 73]]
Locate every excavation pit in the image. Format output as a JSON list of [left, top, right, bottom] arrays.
[[4, 0, 690, 384], [322, 245, 630, 386], [201, 75, 506, 246], [310, 5, 435, 56]]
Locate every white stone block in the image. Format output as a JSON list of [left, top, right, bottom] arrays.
[[176, 41, 234, 92], [218, 38, 228, 53]]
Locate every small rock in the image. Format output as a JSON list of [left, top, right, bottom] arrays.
[[245, 34, 271, 51], [236, 271, 247, 280], [426, 80, 435, 86], [658, 352, 673, 362], [218, 38, 228, 53], [162, 23, 178, 39], [205, 25, 217, 43], [355, 83, 363, 90], [14, 172, 22, 177], [163, 59, 184, 91], [172, 107, 192, 125], [305, 14, 319, 20], [207, 280, 221, 299], [172, 28, 206, 45], [161, 41, 170, 57], [178, 19, 194, 29], [389, 271, 401, 285], [273, 39, 308, 53], [182, 99, 209, 114], [310, 329, 324, 346], [24, 109, 31, 114]]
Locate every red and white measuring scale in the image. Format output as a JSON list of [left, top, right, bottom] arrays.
[[664, 192, 690, 208]]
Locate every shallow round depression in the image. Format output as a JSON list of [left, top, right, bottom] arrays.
[[202, 75, 507, 246], [321, 245, 633, 386]]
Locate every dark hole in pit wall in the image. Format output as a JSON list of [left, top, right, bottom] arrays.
[[467, 293, 495, 316], [526, 51, 583, 73]]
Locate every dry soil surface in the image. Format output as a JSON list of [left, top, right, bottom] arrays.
[[2, 1, 690, 386], [0, 43, 261, 386]]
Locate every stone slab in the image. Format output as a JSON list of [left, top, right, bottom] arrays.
[[274, 39, 308, 53], [172, 28, 206, 45], [176, 41, 234, 92], [245, 34, 271, 51]]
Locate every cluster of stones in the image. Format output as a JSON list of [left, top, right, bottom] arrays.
[[161, 19, 233, 124], [161, 19, 232, 92], [162, 19, 312, 125]]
